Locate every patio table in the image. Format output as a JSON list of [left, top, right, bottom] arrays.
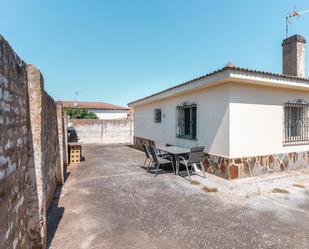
[[157, 146, 190, 175]]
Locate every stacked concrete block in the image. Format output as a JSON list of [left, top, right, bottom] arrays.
[[69, 144, 82, 164]]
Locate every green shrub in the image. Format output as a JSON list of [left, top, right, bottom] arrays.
[[64, 108, 98, 119]]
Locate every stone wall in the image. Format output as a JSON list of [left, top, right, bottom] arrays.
[[0, 35, 30, 249], [133, 136, 155, 151], [69, 119, 133, 144], [56, 103, 66, 185], [63, 112, 69, 167], [27, 64, 46, 248], [43, 93, 62, 204], [134, 136, 309, 180], [0, 36, 67, 248], [203, 151, 309, 179]]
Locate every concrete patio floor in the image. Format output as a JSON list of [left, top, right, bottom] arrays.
[[47, 145, 309, 249]]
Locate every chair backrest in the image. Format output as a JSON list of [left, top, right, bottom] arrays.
[[153, 141, 164, 154], [149, 146, 159, 164], [143, 144, 151, 159], [187, 146, 204, 165]]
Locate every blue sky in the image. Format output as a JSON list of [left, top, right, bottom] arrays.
[[1, 0, 309, 106]]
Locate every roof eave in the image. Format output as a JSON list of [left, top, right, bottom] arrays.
[[128, 67, 309, 107], [229, 70, 309, 90], [128, 69, 231, 107], [64, 106, 129, 111], [87, 107, 130, 111]]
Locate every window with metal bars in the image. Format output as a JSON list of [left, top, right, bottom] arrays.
[[176, 103, 196, 140], [154, 108, 162, 123], [284, 100, 309, 144]]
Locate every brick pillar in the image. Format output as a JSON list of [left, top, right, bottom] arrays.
[[282, 35, 306, 77], [56, 103, 65, 184], [26, 64, 46, 249]]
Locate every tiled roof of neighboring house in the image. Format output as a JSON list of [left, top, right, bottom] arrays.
[[128, 64, 309, 106], [59, 101, 130, 110]]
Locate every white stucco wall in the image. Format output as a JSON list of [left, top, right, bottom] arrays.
[[88, 109, 128, 120], [229, 82, 309, 158], [133, 80, 309, 158], [70, 119, 133, 144], [133, 84, 230, 157]]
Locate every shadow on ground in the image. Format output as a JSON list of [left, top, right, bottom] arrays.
[[46, 145, 309, 249], [46, 172, 70, 248]]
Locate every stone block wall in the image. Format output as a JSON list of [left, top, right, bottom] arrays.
[[203, 151, 309, 179], [63, 112, 69, 167], [43, 92, 61, 205], [0, 35, 30, 249], [27, 64, 46, 248], [133, 136, 309, 180], [133, 136, 155, 151], [0, 36, 67, 249]]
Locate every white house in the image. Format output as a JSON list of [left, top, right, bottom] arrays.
[[60, 101, 131, 120], [129, 35, 309, 179]]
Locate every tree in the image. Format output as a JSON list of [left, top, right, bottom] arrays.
[[64, 108, 98, 119]]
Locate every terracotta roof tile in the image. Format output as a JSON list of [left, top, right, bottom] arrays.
[[59, 101, 129, 110]]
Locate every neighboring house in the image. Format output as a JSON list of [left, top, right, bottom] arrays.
[[129, 35, 309, 179], [60, 101, 131, 120]]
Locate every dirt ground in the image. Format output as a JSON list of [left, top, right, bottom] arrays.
[[47, 145, 309, 249]]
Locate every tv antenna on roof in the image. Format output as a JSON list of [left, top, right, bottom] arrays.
[[286, 7, 309, 38], [74, 91, 79, 107]]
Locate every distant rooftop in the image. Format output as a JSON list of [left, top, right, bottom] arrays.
[[59, 101, 130, 110]]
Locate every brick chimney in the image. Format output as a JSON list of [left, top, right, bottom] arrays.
[[282, 35, 306, 77]]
